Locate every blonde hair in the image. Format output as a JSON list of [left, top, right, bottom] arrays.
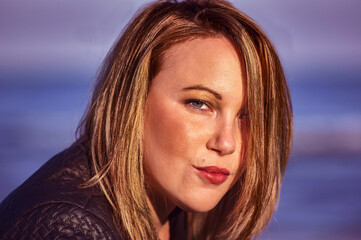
[[77, 0, 293, 239]]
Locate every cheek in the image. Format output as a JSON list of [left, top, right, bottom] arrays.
[[145, 105, 188, 158], [144, 98, 208, 163]]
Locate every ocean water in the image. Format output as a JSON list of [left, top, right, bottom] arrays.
[[0, 69, 360, 239]]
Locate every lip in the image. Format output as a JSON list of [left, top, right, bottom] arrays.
[[195, 166, 230, 184]]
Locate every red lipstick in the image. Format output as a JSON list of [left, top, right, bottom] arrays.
[[195, 166, 230, 184]]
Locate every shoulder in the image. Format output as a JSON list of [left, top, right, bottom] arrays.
[[0, 141, 123, 239], [1, 202, 119, 240]]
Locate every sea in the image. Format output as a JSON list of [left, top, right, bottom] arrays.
[[0, 67, 360, 239]]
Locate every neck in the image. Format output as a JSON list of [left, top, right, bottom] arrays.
[[146, 187, 176, 240]]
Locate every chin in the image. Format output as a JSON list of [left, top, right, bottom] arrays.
[[173, 193, 224, 213]]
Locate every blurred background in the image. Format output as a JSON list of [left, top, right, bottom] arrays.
[[0, 0, 360, 239]]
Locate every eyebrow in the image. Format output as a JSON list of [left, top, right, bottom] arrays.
[[182, 85, 222, 100]]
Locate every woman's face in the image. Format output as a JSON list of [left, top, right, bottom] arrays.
[[143, 37, 248, 212]]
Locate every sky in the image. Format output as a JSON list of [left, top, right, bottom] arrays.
[[1, 0, 360, 77]]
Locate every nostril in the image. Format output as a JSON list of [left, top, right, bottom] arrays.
[[218, 138, 236, 155], [206, 131, 236, 156]]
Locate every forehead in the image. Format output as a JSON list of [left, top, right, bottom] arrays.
[[154, 37, 245, 101]]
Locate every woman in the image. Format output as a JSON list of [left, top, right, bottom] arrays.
[[0, 0, 292, 239]]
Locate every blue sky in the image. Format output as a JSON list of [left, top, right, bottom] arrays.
[[1, 0, 360, 77]]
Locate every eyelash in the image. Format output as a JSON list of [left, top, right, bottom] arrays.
[[239, 112, 250, 120], [185, 99, 211, 111], [186, 99, 250, 120]]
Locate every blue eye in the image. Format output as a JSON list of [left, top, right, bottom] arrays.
[[239, 113, 250, 120], [186, 99, 209, 110], [191, 100, 205, 108]]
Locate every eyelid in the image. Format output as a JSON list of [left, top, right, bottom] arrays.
[[185, 99, 212, 111], [185, 98, 249, 120], [239, 112, 250, 120]]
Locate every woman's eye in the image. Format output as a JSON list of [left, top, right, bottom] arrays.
[[239, 113, 250, 120], [186, 99, 210, 110]]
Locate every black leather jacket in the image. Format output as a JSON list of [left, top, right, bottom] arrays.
[[0, 141, 123, 239], [0, 141, 187, 240]]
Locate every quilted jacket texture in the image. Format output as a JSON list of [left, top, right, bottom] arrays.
[[0, 141, 187, 240], [0, 141, 123, 239]]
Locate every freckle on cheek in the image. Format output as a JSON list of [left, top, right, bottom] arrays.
[[166, 120, 189, 155], [152, 109, 188, 156]]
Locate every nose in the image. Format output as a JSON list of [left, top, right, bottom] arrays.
[[206, 118, 236, 156]]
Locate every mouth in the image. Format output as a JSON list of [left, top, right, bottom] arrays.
[[194, 166, 230, 184]]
